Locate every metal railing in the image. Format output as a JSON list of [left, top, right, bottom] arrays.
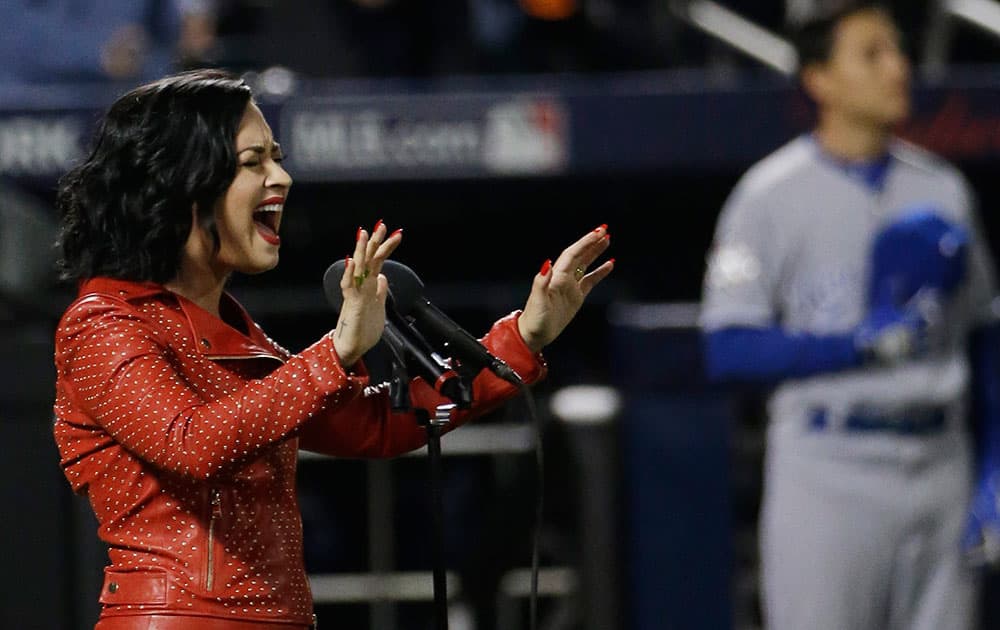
[[669, 0, 1000, 78]]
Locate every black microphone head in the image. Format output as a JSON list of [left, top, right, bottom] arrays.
[[323, 259, 347, 312], [380, 260, 425, 316]]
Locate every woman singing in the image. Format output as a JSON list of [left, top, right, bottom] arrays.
[[52, 68, 612, 629]]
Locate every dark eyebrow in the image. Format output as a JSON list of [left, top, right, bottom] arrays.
[[237, 142, 282, 155]]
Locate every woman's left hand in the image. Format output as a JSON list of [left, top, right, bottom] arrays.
[[517, 224, 613, 353]]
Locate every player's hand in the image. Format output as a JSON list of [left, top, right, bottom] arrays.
[[854, 303, 929, 365], [962, 471, 1000, 569], [334, 221, 403, 366], [517, 224, 613, 353]]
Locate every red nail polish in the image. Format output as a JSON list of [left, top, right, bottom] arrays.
[[540, 259, 552, 276], [374, 219, 384, 232], [345, 255, 351, 265], [604, 232, 611, 241], [594, 223, 608, 233], [390, 228, 403, 238], [356, 226, 362, 241], [609, 258, 615, 265]]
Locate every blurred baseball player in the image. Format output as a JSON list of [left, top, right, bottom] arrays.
[[698, 2, 1000, 629]]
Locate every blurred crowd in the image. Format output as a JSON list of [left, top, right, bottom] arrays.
[[0, 0, 995, 89]]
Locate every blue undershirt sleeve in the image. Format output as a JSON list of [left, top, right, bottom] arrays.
[[703, 326, 862, 384]]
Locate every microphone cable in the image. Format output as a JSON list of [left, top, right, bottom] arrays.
[[514, 379, 544, 630]]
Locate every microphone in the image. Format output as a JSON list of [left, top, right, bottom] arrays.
[[323, 260, 469, 405], [380, 260, 524, 386]]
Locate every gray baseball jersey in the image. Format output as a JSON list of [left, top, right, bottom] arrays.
[[700, 134, 997, 630]]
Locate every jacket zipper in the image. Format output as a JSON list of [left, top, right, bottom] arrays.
[[206, 488, 222, 590]]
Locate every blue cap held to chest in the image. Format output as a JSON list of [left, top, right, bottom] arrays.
[[869, 205, 969, 307]]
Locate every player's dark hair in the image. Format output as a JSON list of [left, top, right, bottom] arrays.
[[789, 1, 891, 69], [56, 68, 253, 283]]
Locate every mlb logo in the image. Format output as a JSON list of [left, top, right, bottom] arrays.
[[482, 98, 568, 175]]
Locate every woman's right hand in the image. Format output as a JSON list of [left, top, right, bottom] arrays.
[[333, 221, 402, 366]]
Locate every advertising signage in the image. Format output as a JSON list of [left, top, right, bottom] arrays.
[[3, 71, 1000, 183]]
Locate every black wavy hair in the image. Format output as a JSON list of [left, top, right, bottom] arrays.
[[789, 1, 890, 70], [56, 68, 253, 283]]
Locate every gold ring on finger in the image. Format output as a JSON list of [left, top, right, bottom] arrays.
[[573, 266, 585, 281]]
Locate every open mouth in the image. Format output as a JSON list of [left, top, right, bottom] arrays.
[[253, 204, 282, 245]]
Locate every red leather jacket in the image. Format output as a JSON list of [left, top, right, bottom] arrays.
[[53, 277, 546, 627]]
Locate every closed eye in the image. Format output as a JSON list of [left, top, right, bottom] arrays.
[[238, 143, 285, 166]]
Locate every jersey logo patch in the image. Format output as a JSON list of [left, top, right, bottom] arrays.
[[706, 243, 761, 289]]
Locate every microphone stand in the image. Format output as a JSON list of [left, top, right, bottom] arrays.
[[385, 339, 471, 630], [424, 402, 456, 630]]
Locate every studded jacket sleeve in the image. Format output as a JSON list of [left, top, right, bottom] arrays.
[[55, 293, 366, 483]]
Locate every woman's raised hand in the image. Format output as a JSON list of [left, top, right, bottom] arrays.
[[517, 224, 613, 353], [333, 221, 403, 366]]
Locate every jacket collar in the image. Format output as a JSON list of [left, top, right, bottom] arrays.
[[78, 277, 284, 364]]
